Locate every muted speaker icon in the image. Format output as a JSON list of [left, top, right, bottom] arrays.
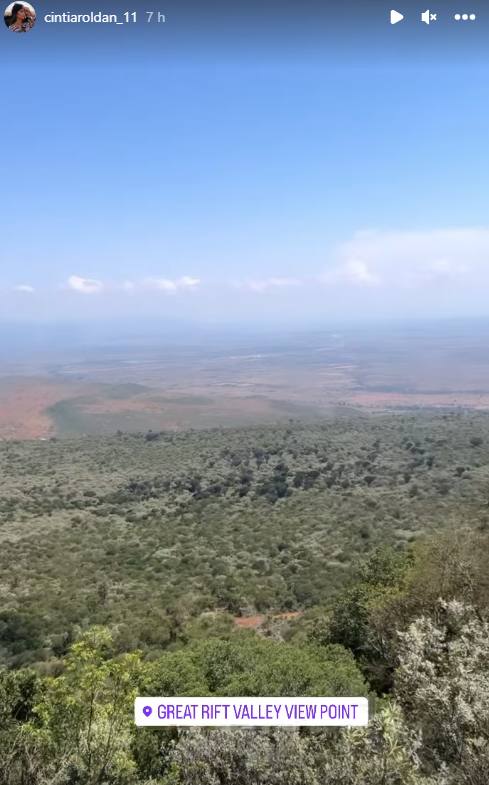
[[421, 9, 437, 24]]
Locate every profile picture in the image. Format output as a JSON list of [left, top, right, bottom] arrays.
[[4, 2, 36, 32]]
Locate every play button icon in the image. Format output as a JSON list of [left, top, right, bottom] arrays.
[[390, 9, 404, 24]]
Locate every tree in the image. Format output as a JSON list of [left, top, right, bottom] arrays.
[[165, 727, 318, 785], [324, 547, 410, 692], [27, 628, 143, 785], [0, 668, 40, 785], [145, 636, 367, 699], [395, 599, 489, 783], [312, 703, 434, 785]]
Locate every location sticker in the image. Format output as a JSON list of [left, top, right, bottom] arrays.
[[135, 697, 369, 727]]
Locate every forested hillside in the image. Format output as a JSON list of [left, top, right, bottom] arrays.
[[1, 411, 489, 666], [1, 412, 489, 783]]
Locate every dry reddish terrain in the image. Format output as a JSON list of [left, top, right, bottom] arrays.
[[234, 611, 302, 630], [5, 345, 489, 440], [347, 391, 489, 410], [0, 379, 86, 440], [5, 377, 489, 441]]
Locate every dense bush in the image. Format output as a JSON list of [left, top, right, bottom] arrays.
[[1, 414, 489, 782], [2, 413, 489, 665]]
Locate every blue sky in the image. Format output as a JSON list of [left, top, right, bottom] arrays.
[[2, 1, 489, 324]]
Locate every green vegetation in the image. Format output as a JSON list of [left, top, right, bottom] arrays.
[[2, 411, 489, 666], [1, 412, 489, 783], [44, 388, 322, 437]]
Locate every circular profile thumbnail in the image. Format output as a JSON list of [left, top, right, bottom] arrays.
[[4, 2, 36, 32]]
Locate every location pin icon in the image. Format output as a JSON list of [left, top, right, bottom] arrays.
[[143, 706, 152, 717]]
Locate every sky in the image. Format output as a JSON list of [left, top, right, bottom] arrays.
[[2, 0, 489, 326]]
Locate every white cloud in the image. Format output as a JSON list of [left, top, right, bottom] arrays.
[[239, 277, 302, 293], [13, 284, 35, 293], [62, 275, 200, 296], [67, 275, 104, 294], [322, 228, 489, 289], [145, 278, 177, 293], [321, 260, 380, 287], [178, 275, 200, 289], [143, 276, 200, 293]]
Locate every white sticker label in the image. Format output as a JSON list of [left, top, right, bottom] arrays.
[[135, 697, 368, 727]]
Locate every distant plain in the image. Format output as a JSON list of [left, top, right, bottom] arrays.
[[2, 320, 489, 439]]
